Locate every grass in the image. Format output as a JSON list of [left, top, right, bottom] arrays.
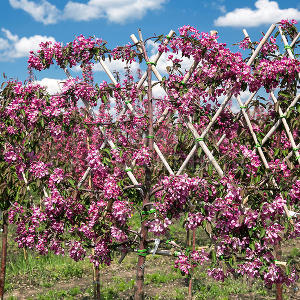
[[29, 287, 83, 300], [192, 272, 268, 300], [145, 269, 181, 285], [5, 249, 90, 291], [2, 220, 299, 299]]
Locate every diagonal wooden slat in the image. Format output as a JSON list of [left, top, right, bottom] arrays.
[[270, 92, 300, 164], [260, 94, 300, 148], [134, 30, 176, 90]]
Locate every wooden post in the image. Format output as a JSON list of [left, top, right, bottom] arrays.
[[0, 211, 8, 300]]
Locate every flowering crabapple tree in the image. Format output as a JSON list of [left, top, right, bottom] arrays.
[[0, 77, 95, 298], [2, 19, 300, 300]]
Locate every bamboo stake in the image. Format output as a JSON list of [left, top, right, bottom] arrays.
[[270, 92, 300, 164], [134, 30, 176, 90], [290, 32, 300, 48], [249, 24, 277, 65], [186, 121, 224, 176], [243, 28, 300, 159], [237, 95, 270, 168], [177, 145, 197, 175], [177, 91, 256, 175], [279, 27, 300, 80], [284, 142, 300, 162], [260, 94, 300, 148]]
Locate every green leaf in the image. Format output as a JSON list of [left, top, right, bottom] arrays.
[[211, 249, 216, 263], [260, 227, 266, 238], [68, 178, 76, 188], [101, 94, 107, 103]]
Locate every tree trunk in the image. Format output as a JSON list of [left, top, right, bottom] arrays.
[[188, 229, 196, 299], [134, 204, 149, 300], [0, 211, 8, 300], [93, 264, 100, 300], [134, 31, 153, 300], [275, 243, 283, 300]]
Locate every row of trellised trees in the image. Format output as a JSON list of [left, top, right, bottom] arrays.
[[0, 19, 299, 300]]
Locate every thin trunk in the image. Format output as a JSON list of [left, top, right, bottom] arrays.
[[87, 134, 101, 300], [134, 192, 150, 300], [188, 229, 196, 299], [23, 248, 27, 261], [93, 264, 100, 300], [275, 243, 283, 300], [134, 31, 153, 300], [0, 211, 8, 300]]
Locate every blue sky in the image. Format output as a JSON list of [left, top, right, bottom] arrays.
[[0, 0, 300, 92]]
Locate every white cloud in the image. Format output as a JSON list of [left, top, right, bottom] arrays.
[[0, 39, 10, 51], [210, 0, 226, 14], [9, 0, 167, 24], [1, 28, 18, 42], [35, 78, 65, 95], [9, 0, 60, 25], [0, 28, 56, 60], [14, 35, 56, 58], [63, 1, 102, 21], [152, 81, 166, 98], [214, 0, 300, 27], [147, 40, 193, 75]]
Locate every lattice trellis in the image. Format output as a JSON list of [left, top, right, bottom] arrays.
[[67, 23, 299, 224]]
